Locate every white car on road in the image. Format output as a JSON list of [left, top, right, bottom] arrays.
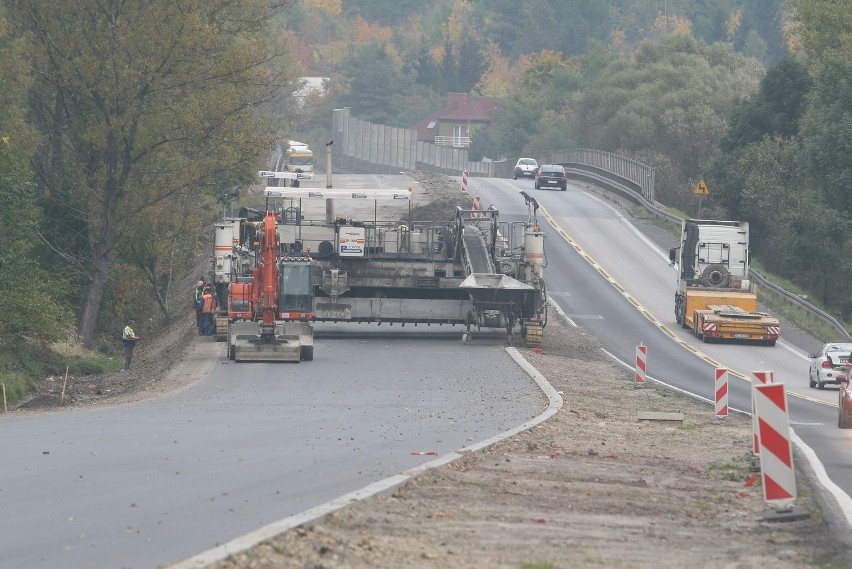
[[809, 342, 852, 389], [513, 158, 538, 179]]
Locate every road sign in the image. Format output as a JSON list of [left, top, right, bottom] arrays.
[[693, 179, 710, 196]]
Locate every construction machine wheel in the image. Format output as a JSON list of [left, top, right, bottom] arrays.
[[228, 343, 235, 360], [300, 345, 313, 361], [525, 322, 543, 347]]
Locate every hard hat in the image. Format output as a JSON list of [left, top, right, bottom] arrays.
[[196, 281, 204, 287]]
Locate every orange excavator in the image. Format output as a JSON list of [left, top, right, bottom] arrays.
[[226, 210, 315, 362]]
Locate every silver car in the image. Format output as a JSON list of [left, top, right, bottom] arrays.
[[513, 158, 538, 179], [809, 342, 852, 389]]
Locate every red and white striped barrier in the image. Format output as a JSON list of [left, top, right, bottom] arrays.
[[753, 382, 797, 508], [470, 195, 482, 218], [635, 343, 647, 386], [460, 170, 469, 194], [714, 368, 729, 418], [752, 370, 774, 453]]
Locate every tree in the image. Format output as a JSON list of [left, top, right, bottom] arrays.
[[0, 14, 66, 344], [335, 42, 415, 126], [790, 0, 852, 216], [574, 35, 762, 208], [5, 0, 294, 346], [0, 144, 67, 343], [733, 0, 788, 63], [788, 0, 852, 61], [721, 56, 813, 152], [799, 52, 852, 216], [489, 50, 582, 159]]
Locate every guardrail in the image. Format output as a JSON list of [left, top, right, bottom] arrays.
[[548, 148, 655, 203]]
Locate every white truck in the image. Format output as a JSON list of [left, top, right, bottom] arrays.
[[670, 219, 780, 346], [282, 140, 314, 187]]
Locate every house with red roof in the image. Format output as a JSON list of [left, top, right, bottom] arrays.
[[412, 93, 501, 148]]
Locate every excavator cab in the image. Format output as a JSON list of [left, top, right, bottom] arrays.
[[278, 258, 314, 317]]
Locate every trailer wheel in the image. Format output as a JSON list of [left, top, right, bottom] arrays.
[[675, 294, 689, 328], [300, 346, 313, 361]]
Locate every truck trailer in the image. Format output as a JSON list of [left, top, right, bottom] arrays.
[[670, 219, 780, 346]]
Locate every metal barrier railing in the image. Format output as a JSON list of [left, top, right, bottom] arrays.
[[547, 148, 655, 203]]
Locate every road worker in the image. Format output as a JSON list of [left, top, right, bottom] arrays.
[[202, 287, 216, 336], [121, 320, 139, 371], [194, 280, 205, 334]]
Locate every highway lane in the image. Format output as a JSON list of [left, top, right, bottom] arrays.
[[470, 175, 852, 504]]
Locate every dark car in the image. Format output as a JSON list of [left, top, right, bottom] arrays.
[[534, 164, 567, 190]]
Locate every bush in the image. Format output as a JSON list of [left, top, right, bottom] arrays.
[[67, 358, 109, 376], [0, 370, 34, 405], [14, 342, 66, 377]]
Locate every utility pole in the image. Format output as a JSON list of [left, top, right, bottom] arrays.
[[325, 140, 334, 189]]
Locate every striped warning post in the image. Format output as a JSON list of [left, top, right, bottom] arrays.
[[714, 368, 728, 418], [635, 343, 647, 386], [460, 170, 469, 193], [753, 382, 797, 509], [752, 370, 774, 453], [470, 195, 482, 218]]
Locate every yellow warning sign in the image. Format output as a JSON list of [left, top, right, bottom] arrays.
[[693, 179, 710, 196]]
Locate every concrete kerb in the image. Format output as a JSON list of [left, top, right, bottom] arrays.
[[167, 347, 564, 569]]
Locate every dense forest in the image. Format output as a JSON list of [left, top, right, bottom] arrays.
[[0, 0, 848, 397]]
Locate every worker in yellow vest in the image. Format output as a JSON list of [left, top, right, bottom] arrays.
[[121, 320, 139, 371]]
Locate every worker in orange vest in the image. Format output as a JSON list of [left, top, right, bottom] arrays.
[[201, 287, 216, 336]]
